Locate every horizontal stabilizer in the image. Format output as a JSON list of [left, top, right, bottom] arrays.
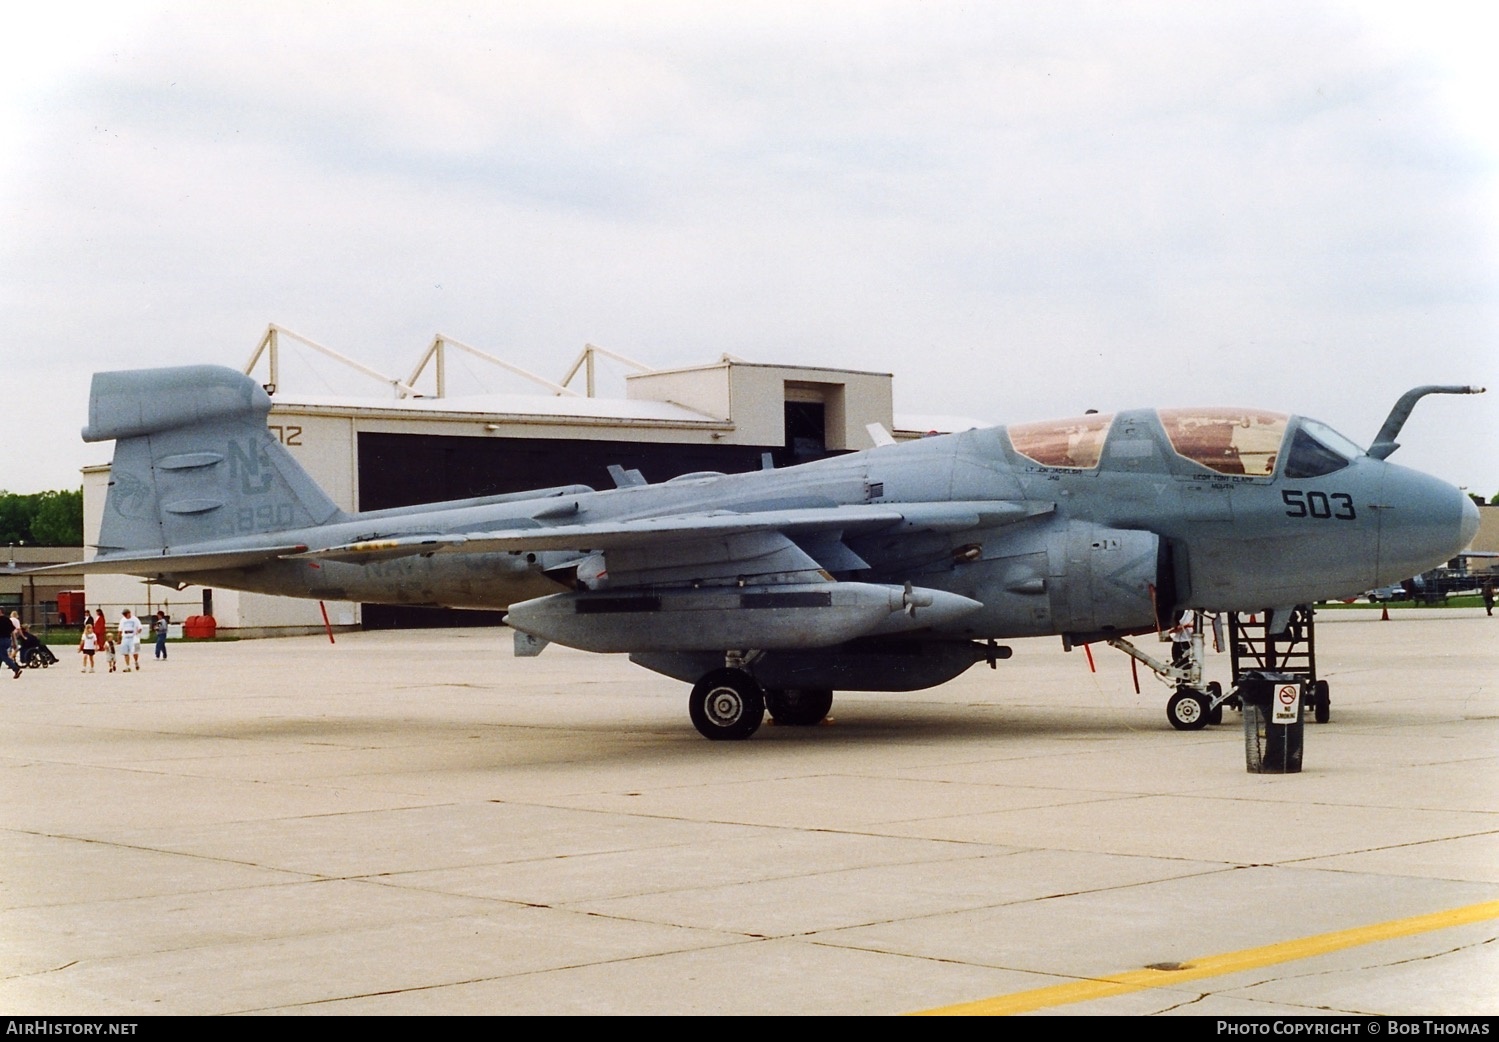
[[83, 365, 273, 442], [22, 543, 309, 576]]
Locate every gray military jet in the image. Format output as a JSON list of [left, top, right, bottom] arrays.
[[55, 366, 1481, 739]]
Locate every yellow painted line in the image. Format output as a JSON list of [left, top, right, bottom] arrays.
[[913, 898, 1499, 1016]]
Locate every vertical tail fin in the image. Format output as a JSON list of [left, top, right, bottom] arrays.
[[85, 366, 346, 553]]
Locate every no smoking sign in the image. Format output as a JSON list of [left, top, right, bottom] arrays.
[[1273, 683, 1300, 723]]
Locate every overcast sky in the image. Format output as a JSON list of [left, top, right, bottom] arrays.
[[3, 1, 1496, 496]]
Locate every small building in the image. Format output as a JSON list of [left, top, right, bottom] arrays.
[[1, 547, 87, 633]]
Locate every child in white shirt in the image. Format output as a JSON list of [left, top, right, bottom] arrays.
[[80, 629, 98, 672]]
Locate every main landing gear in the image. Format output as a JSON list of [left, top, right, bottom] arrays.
[[687, 659, 836, 739], [766, 687, 834, 727], [689, 668, 765, 741]]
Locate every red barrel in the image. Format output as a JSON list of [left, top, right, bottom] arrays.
[[182, 615, 218, 639]]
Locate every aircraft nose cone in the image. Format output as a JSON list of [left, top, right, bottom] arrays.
[[1459, 491, 1481, 549], [1375, 466, 1480, 584]]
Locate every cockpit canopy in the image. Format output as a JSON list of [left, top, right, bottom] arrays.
[[1007, 409, 1363, 477], [1282, 419, 1366, 478], [1157, 408, 1286, 476], [1006, 413, 1113, 470]]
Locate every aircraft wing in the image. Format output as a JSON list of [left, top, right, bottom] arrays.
[[15, 498, 1037, 586], [289, 500, 1043, 563], [20, 543, 310, 576], [498, 500, 1031, 654], [446, 500, 1044, 554], [31, 501, 1048, 578], [280, 501, 1048, 584]]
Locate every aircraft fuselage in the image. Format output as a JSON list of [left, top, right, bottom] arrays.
[[169, 405, 1477, 646]]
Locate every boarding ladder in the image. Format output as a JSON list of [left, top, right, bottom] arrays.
[[1228, 605, 1330, 722]]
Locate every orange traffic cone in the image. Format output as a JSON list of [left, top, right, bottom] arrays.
[[1381, 605, 1390, 621]]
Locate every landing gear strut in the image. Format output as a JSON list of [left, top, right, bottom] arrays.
[[1106, 611, 1230, 731], [1205, 681, 1224, 725]]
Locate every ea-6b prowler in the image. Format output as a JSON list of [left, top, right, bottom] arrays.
[[56, 366, 1481, 739]]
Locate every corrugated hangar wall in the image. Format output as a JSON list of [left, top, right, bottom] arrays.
[[358, 432, 783, 512], [355, 432, 819, 629]]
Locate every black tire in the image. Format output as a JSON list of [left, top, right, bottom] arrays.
[[766, 688, 834, 726], [689, 668, 765, 741], [1205, 683, 1224, 726], [1167, 690, 1210, 731], [1313, 679, 1330, 724]]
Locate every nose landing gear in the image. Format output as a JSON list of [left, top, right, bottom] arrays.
[[1106, 611, 1233, 731], [1165, 680, 1225, 731]]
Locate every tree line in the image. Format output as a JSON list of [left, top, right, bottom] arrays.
[[0, 489, 84, 546]]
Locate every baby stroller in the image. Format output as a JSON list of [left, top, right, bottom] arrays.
[[20, 632, 58, 669]]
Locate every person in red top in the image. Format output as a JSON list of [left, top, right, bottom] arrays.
[[92, 609, 107, 652]]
